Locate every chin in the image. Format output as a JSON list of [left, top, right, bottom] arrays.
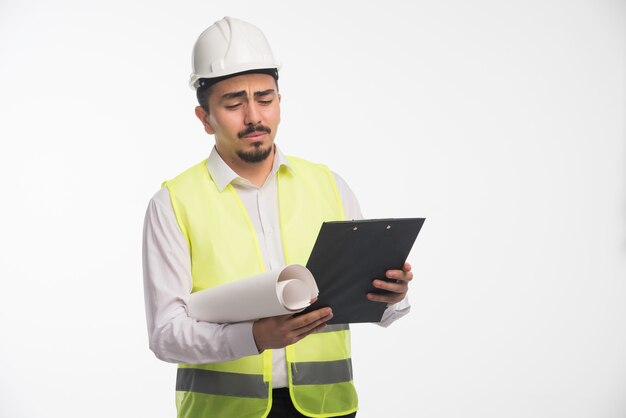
[[237, 143, 274, 163]]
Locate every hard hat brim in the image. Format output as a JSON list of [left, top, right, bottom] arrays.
[[194, 68, 280, 92], [190, 64, 281, 90]]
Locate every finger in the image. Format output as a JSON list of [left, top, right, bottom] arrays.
[[385, 269, 413, 283], [289, 307, 332, 330], [311, 322, 327, 334], [373, 279, 408, 293], [291, 322, 329, 345], [367, 291, 406, 305], [404, 262, 412, 272], [292, 311, 333, 337]]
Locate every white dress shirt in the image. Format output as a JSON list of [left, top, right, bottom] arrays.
[[142, 146, 410, 388]]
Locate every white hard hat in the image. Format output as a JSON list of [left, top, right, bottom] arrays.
[[189, 16, 282, 90]]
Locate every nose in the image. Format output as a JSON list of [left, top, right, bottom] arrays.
[[244, 102, 262, 126]]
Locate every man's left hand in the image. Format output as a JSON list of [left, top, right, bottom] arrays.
[[366, 262, 413, 306]]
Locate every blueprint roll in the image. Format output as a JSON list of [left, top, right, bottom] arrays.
[[188, 264, 319, 323]]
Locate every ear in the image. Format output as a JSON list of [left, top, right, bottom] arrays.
[[195, 106, 214, 135]]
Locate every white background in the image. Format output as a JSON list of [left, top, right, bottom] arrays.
[[1, 1, 625, 417]]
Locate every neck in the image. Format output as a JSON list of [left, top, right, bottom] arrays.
[[217, 145, 276, 187]]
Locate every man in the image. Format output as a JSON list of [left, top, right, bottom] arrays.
[[142, 16, 413, 418]]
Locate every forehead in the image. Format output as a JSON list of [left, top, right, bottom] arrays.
[[209, 73, 277, 98]]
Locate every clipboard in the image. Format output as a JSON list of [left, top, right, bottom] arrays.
[[299, 218, 425, 324]]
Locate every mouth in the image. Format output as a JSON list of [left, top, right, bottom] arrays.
[[238, 124, 272, 140], [242, 131, 267, 140]]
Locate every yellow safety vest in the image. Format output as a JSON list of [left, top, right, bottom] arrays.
[[163, 156, 359, 418]]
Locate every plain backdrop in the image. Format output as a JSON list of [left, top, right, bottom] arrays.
[[1, 1, 625, 417]]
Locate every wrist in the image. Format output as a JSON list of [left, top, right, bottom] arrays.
[[252, 320, 265, 353], [225, 321, 261, 358]]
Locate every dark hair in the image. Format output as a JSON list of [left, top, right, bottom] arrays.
[[196, 68, 279, 112]]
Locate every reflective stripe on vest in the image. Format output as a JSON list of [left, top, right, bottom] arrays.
[[317, 323, 349, 334], [291, 359, 353, 385], [176, 368, 268, 398], [165, 156, 358, 418]]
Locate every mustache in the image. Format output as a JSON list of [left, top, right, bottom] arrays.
[[238, 124, 271, 139]]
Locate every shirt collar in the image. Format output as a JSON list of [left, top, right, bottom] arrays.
[[206, 145, 294, 192]]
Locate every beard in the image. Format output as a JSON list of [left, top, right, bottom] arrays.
[[236, 123, 274, 163], [236, 142, 274, 163]]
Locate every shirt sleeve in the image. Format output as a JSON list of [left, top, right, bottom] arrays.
[[142, 188, 260, 364], [332, 171, 412, 327]]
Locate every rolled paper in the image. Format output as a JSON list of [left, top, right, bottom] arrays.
[[188, 264, 318, 323]]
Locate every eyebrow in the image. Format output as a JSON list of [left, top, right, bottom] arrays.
[[220, 89, 276, 101], [254, 89, 276, 98]]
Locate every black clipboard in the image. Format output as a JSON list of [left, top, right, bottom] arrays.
[[299, 218, 425, 324]]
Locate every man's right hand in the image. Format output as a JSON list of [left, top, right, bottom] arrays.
[[252, 307, 333, 352]]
